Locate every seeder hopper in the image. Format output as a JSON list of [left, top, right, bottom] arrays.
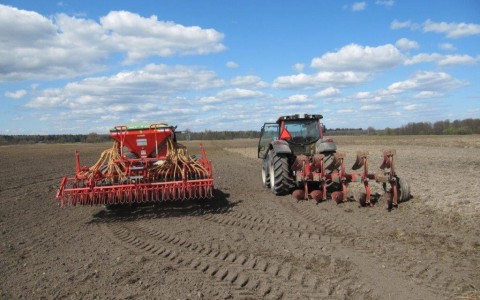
[[56, 123, 213, 207]]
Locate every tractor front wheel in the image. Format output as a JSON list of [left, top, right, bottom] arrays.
[[269, 154, 292, 195]]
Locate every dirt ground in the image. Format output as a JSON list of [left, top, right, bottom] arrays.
[[1, 136, 479, 299]]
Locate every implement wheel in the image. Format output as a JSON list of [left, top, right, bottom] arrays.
[[269, 154, 292, 195]]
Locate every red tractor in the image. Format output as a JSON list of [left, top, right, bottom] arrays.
[[258, 114, 410, 210]]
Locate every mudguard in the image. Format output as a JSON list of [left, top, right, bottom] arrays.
[[315, 139, 337, 153], [270, 140, 292, 155]]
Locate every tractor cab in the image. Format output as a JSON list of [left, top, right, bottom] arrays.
[[258, 114, 326, 158], [278, 115, 323, 145]]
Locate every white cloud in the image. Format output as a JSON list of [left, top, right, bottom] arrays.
[[386, 71, 468, 94], [284, 94, 310, 103], [226, 61, 239, 68], [404, 53, 477, 67], [376, 0, 394, 7], [5, 89, 27, 99], [100, 10, 225, 62], [0, 5, 225, 81], [217, 88, 266, 100], [311, 43, 404, 71], [404, 53, 442, 65], [360, 105, 382, 111], [438, 43, 456, 51], [273, 71, 370, 89], [337, 108, 355, 113], [404, 104, 424, 111], [351, 2, 366, 11], [423, 19, 480, 39], [391, 19, 420, 30], [26, 64, 224, 109], [230, 75, 269, 88], [293, 63, 305, 72], [414, 91, 443, 99], [199, 88, 267, 104], [395, 38, 419, 51], [437, 54, 477, 66], [314, 87, 340, 98], [353, 91, 373, 99]]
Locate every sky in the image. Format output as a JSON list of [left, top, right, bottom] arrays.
[[0, 0, 479, 134]]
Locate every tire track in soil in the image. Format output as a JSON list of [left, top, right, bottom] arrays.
[[201, 203, 442, 300], [101, 221, 335, 299], [281, 200, 472, 299]]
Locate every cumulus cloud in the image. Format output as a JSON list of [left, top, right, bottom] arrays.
[[423, 19, 480, 38], [395, 38, 419, 51], [283, 94, 310, 103], [404, 104, 424, 111], [293, 63, 305, 72], [0, 5, 225, 81], [5, 89, 27, 99], [273, 71, 370, 89], [351, 2, 366, 11], [391, 19, 420, 31], [226, 61, 239, 68], [392, 18, 480, 39], [404, 53, 477, 67], [311, 43, 404, 71], [437, 55, 477, 66], [360, 105, 382, 111], [385, 71, 468, 94], [100, 11, 225, 62], [26, 64, 224, 109], [199, 88, 267, 104], [438, 43, 456, 51], [314, 87, 340, 98], [230, 75, 269, 89], [376, 0, 395, 7], [414, 91, 443, 99]]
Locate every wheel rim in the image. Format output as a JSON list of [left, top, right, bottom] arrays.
[[269, 160, 275, 192], [261, 166, 267, 186]]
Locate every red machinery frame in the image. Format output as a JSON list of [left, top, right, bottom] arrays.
[[56, 123, 214, 207], [291, 149, 400, 208]]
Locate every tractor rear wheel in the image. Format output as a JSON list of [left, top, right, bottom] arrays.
[[269, 154, 292, 195]]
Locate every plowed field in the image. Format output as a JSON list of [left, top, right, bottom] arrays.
[[1, 136, 479, 299]]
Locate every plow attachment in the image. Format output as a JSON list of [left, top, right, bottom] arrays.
[[292, 149, 410, 210], [56, 123, 214, 207]]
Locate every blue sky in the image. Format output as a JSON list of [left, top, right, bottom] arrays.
[[1, 1, 479, 134]]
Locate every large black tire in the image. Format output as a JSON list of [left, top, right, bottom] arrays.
[[262, 156, 271, 188], [269, 154, 293, 195]]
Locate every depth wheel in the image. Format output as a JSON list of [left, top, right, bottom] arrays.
[[269, 154, 293, 195]]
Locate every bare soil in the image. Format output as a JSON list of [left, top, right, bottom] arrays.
[[1, 136, 479, 299]]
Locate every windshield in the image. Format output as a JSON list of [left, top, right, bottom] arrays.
[[283, 120, 320, 145]]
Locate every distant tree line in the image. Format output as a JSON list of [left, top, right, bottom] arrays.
[[0, 118, 478, 145], [176, 130, 259, 141], [0, 133, 110, 145]]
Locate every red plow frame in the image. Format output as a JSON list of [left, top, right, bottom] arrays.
[[56, 123, 214, 207], [291, 149, 410, 210]]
